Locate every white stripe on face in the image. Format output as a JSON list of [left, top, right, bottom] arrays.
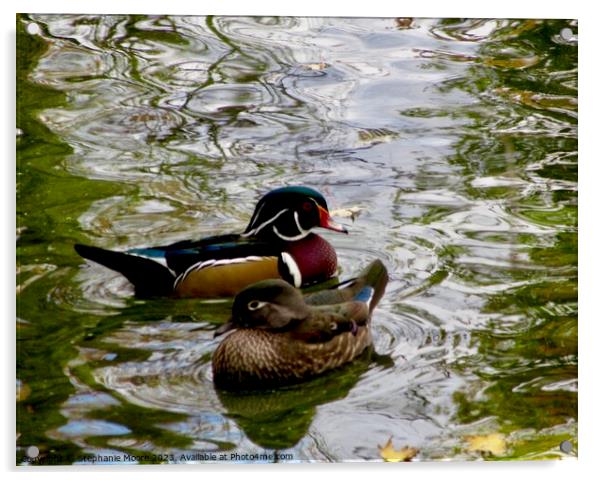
[[272, 224, 311, 241], [245, 198, 266, 232], [271, 210, 312, 241], [242, 208, 289, 237]]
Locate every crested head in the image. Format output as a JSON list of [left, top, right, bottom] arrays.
[[243, 186, 347, 242]]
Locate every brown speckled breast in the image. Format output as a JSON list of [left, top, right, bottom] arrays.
[[212, 326, 372, 390], [285, 233, 338, 283]]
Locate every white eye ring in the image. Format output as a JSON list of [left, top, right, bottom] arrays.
[[248, 300, 267, 311]]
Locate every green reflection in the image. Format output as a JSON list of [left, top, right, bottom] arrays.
[[430, 19, 577, 458]]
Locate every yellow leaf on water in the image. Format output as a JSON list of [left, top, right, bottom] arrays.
[[378, 437, 418, 462], [395, 18, 413, 29], [330, 206, 362, 221], [95, 216, 113, 231], [483, 56, 539, 69], [465, 433, 506, 456], [357, 127, 398, 145], [17, 381, 31, 402], [303, 62, 328, 71]]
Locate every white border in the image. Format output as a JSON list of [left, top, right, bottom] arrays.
[[5, 0, 585, 18], [5, 1, 596, 479]]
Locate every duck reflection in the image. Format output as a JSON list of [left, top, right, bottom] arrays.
[[216, 352, 375, 450]]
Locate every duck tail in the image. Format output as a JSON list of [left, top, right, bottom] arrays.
[[354, 259, 389, 313], [74, 244, 175, 298], [304, 259, 389, 312]]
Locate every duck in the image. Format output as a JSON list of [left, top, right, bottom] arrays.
[[74, 186, 348, 298], [212, 259, 388, 390]]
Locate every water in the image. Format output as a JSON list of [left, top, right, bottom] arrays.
[[16, 15, 577, 463]]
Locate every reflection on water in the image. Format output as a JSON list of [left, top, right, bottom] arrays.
[[17, 15, 577, 463]]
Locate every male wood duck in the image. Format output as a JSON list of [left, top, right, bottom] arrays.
[[212, 259, 388, 390], [74, 186, 348, 298]]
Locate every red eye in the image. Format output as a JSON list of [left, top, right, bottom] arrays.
[[302, 202, 313, 211]]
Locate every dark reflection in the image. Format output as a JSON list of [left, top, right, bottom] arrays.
[[216, 351, 375, 449]]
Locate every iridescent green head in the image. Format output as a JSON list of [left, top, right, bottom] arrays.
[[243, 186, 347, 242]]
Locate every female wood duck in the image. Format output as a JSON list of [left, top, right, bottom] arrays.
[[212, 259, 388, 390], [74, 186, 348, 298]]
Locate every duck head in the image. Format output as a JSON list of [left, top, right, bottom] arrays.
[[243, 186, 347, 242], [214, 279, 310, 337]]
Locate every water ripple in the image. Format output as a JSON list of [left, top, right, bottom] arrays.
[[18, 14, 577, 461]]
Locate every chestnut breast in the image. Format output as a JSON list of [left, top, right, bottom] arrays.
[[285, 233, 338, 283]]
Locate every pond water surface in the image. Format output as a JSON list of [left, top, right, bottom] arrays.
[[16, 15, 577, 463]]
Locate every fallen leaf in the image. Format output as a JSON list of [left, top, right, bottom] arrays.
[[330, 206, 362, 221], [395, 18, 413, 29], [483, 56, 540, 69], [95, 216, 113, 232], [465, 433, 506, 456], [17, 380, 31, 402], [303, 62, 328, 71], [357, 127, 398, 145], [378, 437, 418, 462], [494, 87, 577, 112]]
